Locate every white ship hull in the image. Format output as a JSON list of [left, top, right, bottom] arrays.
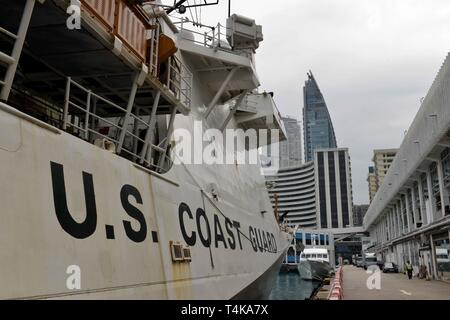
[[0, 103, 289, 299]]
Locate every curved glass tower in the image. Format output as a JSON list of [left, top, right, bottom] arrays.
[[303, 71, 337, 162]]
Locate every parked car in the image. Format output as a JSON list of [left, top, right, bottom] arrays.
[[363, 256, 379, 270], [382, 262, 399, 273], [356, 259, 364, 267]]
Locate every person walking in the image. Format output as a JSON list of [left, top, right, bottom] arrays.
[[405, 261, 413, 279]]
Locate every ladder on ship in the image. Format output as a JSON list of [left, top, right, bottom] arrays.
[[0, 0, 40, 101]]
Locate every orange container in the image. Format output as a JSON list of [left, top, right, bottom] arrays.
[[116, 1, 147, 62], [158, 34, 178, 64], [81, 0, 115, 31]]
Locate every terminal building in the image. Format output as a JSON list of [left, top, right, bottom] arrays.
[[364, 54, 450, 281]]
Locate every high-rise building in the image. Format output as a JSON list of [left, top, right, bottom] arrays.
[[353, 204, 369, 227], [373, 148, 398, 186], [315, 148, 354, 231], [367, 149, 398, 202], [265, 162, 316, 228], [303, 71, 337, 162], [279, 116, 302, 168], [367, 166, 377, 203]]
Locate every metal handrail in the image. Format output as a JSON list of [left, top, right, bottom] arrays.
[[0, 27, 18, 40], [176, 17, 235, 53], [166, 55, 192, 108], [144, 19, 192, 110], [62, 77, 175, 173]]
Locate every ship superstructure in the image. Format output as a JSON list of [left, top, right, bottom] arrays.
[[0, 0, 289, 299]]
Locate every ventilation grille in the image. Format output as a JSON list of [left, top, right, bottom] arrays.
[[183, 247, 192, 261], [170, 241, 184, 262], [170, 241, 192, 263]]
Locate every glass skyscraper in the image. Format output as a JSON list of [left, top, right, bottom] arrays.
[[303, 71, 337, 162]]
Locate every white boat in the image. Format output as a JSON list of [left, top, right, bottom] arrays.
[[0, 0, 291, 299], [298, 248, 332, 281]]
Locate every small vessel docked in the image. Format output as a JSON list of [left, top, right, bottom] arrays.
[[298, 248, 332, 281]]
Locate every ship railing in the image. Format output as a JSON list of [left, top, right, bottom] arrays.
[[166, 54, 193, 108], [0, 0, 35, 101], [62, 77, 174, 173], [148, 22, 160, 77], [174, 17, 235, 53], [81, 2, 192, 110], [147, 19, 192, 109]]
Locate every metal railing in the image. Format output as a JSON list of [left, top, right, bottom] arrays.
[[147, 19, 192, 110], [148, 22, 160, 77], [166, 54, 192, 108], [62, 77, 174, 173], [175, 17, 234, 52], [0, 0, 36, 100]]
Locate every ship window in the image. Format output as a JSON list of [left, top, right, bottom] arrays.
[[305, 254, 311, 258], [311, 254, 317, 258]]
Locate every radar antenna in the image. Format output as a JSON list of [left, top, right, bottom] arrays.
[[166, 0, 220, 14]]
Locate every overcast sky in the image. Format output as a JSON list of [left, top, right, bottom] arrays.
[[171, 0, 450, 204]]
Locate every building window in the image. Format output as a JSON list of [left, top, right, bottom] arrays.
[[442, 148, 450, 187], [339, 151, 350, 227], [319, 234, 325, 245], [421, 173, 428, 200], [430, 162, 441, 212], [296, 232, 303, 244], [329, 152, 338, 228], [318, 152, 327, 228], [305, 233, 312, 245]]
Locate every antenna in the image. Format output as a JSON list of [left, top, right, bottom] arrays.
[[166, 0, 220, 15]]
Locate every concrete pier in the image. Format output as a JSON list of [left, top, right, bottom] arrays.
[[343, 266, 450, 300]]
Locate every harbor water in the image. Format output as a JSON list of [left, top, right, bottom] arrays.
[[269, 273, 321, 300]]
